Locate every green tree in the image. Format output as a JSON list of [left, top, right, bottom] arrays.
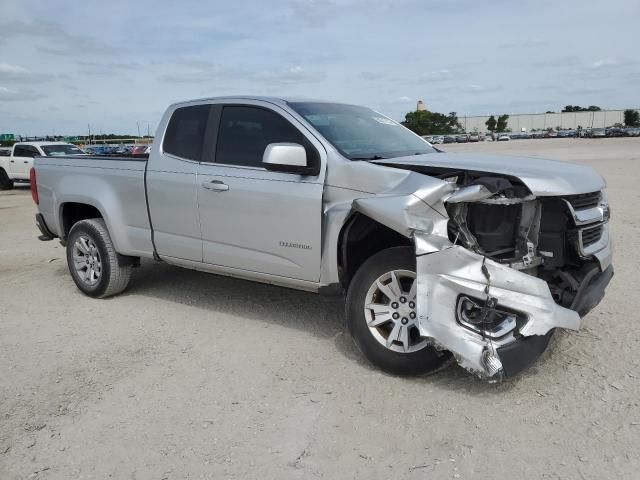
[[485, 115, 497, 132], [562, 105, 601, 112], [402, 110, 462, 135], [624, 109, 640, 127], [496, 114, 510, 133]]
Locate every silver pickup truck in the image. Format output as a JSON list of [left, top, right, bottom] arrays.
[[31, 97, 613, 380]]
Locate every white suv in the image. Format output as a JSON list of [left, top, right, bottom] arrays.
[[0, 142, 84, 189]]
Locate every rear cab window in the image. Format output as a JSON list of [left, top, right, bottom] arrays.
[[163, 105, 210, 161], [13, 145, 40, 157]]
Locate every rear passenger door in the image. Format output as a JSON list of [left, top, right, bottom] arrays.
[[197, 102, 325, 282], [146, 104, 212, 262]]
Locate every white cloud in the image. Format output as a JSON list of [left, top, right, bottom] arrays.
[[0, 86, 46, 101], [591, 58, 619, 69], [419, 69, 454, 82], [0, 63, 27, 74]]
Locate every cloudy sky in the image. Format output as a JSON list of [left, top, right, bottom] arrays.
[[1, 0, 638, 136]]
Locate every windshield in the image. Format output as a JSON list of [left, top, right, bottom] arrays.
[[41, 144, 85, 156], [289, 102, 436, 160]]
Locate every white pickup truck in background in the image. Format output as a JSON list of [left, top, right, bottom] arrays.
[[0, 141, 84, 189]]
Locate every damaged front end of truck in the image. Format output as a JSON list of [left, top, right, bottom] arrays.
[[352, 165, 613, 380]]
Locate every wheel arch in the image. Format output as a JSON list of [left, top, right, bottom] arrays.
[[337, 211, 413, 289], [59, 202, 105, 240]]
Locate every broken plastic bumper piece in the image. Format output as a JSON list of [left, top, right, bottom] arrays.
[[415, 245, 585, 380]]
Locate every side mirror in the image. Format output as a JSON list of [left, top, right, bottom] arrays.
[[263, 143, 314, 175]]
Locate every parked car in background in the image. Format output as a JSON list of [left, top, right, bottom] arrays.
[[431, 136, 444, 144], [468, 133, 480, 142], [456, 134, 469, 143], [0, 147, 11, 156], [624, 127, 640, 137], [606, 127, 625, 138], [557, 130, 576, 138], [114, 145, 133, 155], [130, 145, 149, 156], [83, 146, 104, 155], [443, 135, 456, 144], [497, 134, 510, 141], [589, 128, 607, 138], [0, 141, 85, 189]]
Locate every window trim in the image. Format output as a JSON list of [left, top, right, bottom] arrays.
[[205, 103, 321, 175]]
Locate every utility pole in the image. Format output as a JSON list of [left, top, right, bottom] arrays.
[[137, 122, 141, 140], [88, 124, 92, 144]]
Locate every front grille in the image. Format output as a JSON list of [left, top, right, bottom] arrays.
[[565, 191, 601, 210], [581, 224, 603, 247]]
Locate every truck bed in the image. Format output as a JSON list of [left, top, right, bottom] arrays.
[[34, 155, 154, 258]]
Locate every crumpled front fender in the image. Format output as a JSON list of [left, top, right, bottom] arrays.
[[351, 176, 454, 238], [415, 241, 581, 378]]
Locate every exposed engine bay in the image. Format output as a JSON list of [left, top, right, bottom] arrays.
[[442, 171, 610, 314]]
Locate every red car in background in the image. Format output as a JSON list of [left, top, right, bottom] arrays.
[[130, 145, 149, 156]]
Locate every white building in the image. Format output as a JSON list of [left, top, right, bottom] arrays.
[[458, 109, 639, 133]]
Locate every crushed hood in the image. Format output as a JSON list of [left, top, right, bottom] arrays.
[[372, 152, 605, 196]]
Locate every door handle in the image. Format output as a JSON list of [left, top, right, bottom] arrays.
[[10, 160, 14, 163], [202, 180, 229, 192], [24, 160, 29, 163]]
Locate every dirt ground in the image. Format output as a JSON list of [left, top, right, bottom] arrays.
[[1, 138, 638, 479]]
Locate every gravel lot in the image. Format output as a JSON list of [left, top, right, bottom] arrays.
[[1, 138, 639, 479]]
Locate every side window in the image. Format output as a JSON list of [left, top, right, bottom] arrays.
[[13, 146, 32, 157], [216, 106, 317, 168], [163, 105, 210, 161]]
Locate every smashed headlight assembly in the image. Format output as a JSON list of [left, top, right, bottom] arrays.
[[455, 295, 524, 339]]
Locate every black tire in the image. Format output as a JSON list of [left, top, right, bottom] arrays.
[[0, 168, 14, 190], [346, 246, 451, 376], [66, 218, 132, 298]]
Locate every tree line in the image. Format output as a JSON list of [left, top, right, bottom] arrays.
[[401, 106, 640, 135]]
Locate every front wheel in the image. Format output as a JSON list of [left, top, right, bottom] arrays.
[[346, 247, 451, 376], [66, 218, 132, 298]]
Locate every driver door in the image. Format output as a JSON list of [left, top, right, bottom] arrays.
[[197, 103, 325, 282]]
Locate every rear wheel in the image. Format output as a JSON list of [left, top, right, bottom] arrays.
[[66, 218, 132, 298], [346, 247, 451, 375], [0, 169, 14, 190]]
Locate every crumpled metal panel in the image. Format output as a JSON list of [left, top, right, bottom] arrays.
[[351, 176, 453, 238], [415, 244, 581, 376]]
